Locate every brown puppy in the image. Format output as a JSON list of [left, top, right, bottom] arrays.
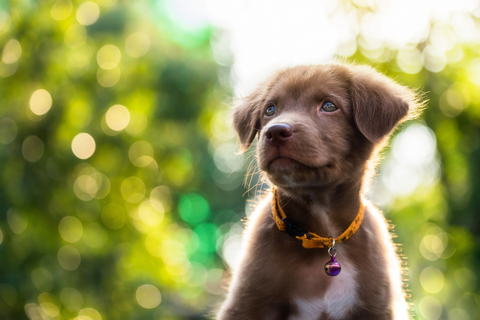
[[217, 63, 422, 320]]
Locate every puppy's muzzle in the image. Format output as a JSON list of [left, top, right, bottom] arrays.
[[265, 123, 294, 147]]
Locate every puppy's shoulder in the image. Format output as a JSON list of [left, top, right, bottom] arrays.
[[243, 191, 276, 241], [363, 200, 390, 229], [360, 200, 398, 248], [238, 191, 295, 266]]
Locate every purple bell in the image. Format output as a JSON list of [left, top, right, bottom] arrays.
[[324, 256, 341, 276]]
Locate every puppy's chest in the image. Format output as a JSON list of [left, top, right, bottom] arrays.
[[289, 254, 360, 320]]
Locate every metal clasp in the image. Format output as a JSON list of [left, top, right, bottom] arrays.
[[327, 237, 336, 257]]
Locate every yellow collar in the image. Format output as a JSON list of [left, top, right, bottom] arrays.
[[271, 188, 365, 249]]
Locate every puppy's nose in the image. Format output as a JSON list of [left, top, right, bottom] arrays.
[[265, 123, 293, 146]]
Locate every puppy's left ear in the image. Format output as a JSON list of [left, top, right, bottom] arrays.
[[349, 65, 421, 143], [232, 87, 265, 152]]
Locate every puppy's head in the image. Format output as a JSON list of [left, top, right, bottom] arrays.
[[233, 63, 421, 189]]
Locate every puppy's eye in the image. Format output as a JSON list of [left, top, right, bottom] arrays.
[[265, 104, 276, 116], [321, 101, 338, 112]]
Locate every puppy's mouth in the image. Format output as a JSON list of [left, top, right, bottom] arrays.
[[268, 156, 304, 170], [266, 154, 334, 172], [267, 155, 332, 171]]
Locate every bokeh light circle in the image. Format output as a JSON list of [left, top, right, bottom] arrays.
[[58, 216, 83, 243], [129, 141, 154, 166], [22, 136, 44, 162], [57, 245, 81, 270], [125, 33, 150, 58], [150, 185, 172, 212], [50, 0, 73, 21], [29, 89, 52, 116], [78, 307, 102, 320], [7, 209, 28, 234], [73, 168, 110, 201], [0, 117, 18, 144], [138, 200, 164, 227], [97, 44, 121, 69], [71, 133, 96, 159], [39, 301, 59, 317], [420, 267, 444, 293], [31, 268, 53, 292], [60, 288, 83, 312], [73, 174, 98, 201], [418, 296, 442, 320], [105, 104, 130, 131], [135, 284, 161, 309], [396, 48, 423, 74], [2, 39, 22, 64], [97, 67, 121, 87], [179, 193, 210, 225], [0, 61, 18, 77], [0, 12, 11, 34], [76, 2, 100, 26]]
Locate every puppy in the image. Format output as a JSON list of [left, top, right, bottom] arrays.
[[217, 63, 422, 320]]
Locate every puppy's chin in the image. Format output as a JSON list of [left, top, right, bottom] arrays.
[[266, 157, 305, 170], [264, 161, 341, 189]]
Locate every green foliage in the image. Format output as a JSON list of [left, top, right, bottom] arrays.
[[0, 1, 242, 319], [179, 194, 210, 226]]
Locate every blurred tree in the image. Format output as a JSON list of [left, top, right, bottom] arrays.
[[0, 1, 247, 319]]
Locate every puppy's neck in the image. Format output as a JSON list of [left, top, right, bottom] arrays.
[[275, 180, 363, 238]]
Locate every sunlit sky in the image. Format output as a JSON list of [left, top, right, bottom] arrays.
[[165, 0, 480, 95]]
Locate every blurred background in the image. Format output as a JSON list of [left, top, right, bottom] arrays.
[[0, 0, 479, 319]]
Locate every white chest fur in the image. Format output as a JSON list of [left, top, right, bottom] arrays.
[[289, 257, 360, 320]]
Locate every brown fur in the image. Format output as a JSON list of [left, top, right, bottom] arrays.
[[218, 63, 422, 320]]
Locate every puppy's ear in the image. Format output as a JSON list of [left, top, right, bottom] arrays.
[[232, 88, 265, 152], [349, 65, 420, 143]]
